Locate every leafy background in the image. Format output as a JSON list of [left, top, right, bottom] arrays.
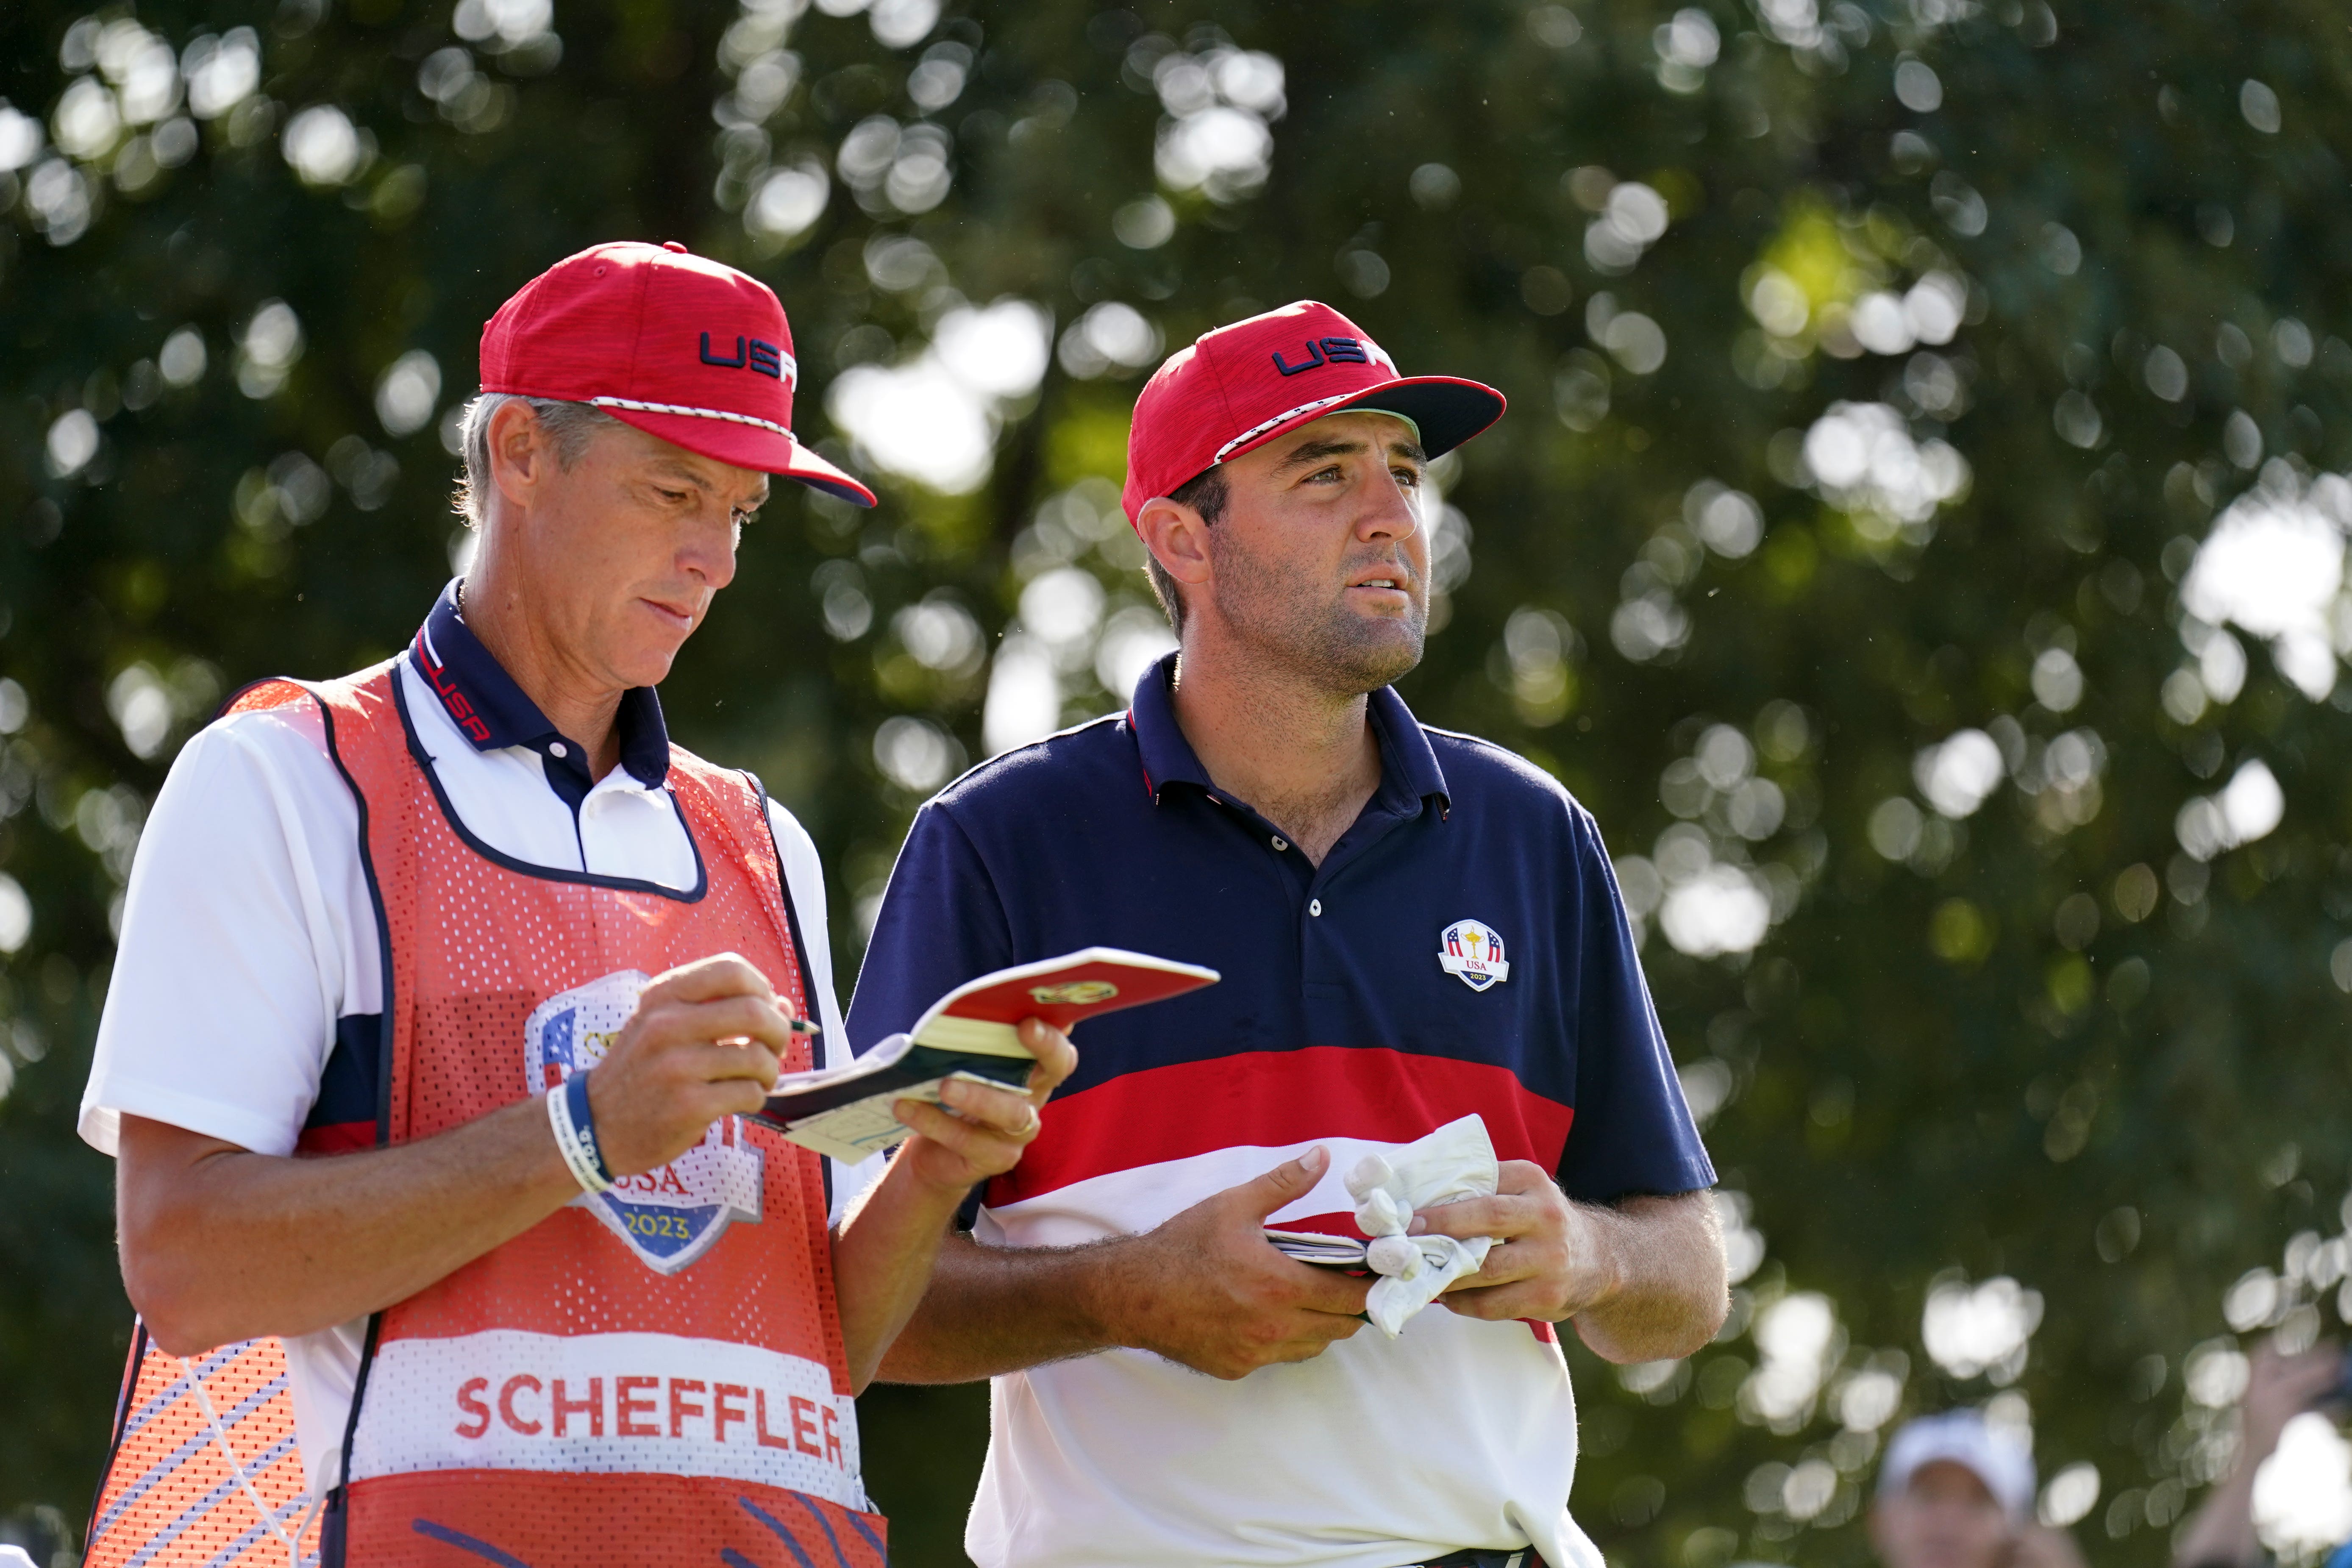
[[5, 0, 2352, 1562]]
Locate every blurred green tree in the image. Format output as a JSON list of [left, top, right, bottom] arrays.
[[5, 0, 2352, 1562]]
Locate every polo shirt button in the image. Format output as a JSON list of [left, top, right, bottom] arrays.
[[1309, 898, 1322, 917], [1271, 836, 1288, 852], [548, 742, 567, 758]]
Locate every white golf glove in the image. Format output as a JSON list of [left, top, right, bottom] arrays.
[[1343, 1114, 1500, 1336]]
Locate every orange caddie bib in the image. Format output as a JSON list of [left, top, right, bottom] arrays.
[[86, 662, 886, 1568]]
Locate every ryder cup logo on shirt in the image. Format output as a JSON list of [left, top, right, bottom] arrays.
[[525, 970, 764, 1274], [1437, 919, 1511, 992]]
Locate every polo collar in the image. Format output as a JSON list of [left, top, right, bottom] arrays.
[[1127, 652, 1450, 811], [410, 578, 672, 789], [1129, 653, 1211, 799]]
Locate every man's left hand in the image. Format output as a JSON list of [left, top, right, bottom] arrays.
[[892, 1017, 1078, 1194], [1410, 1159, 1614, 1322]]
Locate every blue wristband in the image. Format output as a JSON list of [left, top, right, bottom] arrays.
[[564, 1072, 614, 1187]]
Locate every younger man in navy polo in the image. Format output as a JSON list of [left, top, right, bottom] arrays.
[[850, 303, 1727, 1568]]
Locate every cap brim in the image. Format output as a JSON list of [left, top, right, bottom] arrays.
[[1337, 376, 1508, 459], [598, 404, 877, 507], [1218, 375, 1508, 473]]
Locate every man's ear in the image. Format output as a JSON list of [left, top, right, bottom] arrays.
[[486, 399, 550, 513], [1136, 496, 1213, 591]]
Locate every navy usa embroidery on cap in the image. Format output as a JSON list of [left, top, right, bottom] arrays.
[[1271, 336, 1373, 376], [700, 332, 787, 380]]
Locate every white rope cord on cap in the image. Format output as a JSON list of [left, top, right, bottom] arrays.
[[589, 396, 796, 440], [1211, 391, 1359, 463]]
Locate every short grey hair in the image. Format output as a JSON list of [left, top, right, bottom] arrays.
[[453, 393, 623, 527]]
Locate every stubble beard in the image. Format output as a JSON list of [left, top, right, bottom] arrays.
[[1207, 529, 1426, 697]]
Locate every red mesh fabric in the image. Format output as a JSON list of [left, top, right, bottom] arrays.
[[324, 666, 843, 1370], [350, 1472, 886, 1568], [89, 666, 881, 1567], [225, 678, 314, 717], [86, 1334, 324, 1568], [85, 681, 355, 1568]]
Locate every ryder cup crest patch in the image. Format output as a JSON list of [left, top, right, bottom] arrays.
[[525, 969, 764, 1275], [1438, 919, 1511, 992]]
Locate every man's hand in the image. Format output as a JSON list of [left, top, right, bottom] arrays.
[[2169, 1337, 2345, 1568], [1095, 1147, 1373, 1380], [2242, 1340, 2343, 1462], [892, 1018, 1079, 1193], [878, 1158, 1722, 1385], [587, 953, 797, 1176], [1414, 1177, 1725, 1361], [1412, 1159, 1607, 1322], [829, 1017, 1078, 1390]]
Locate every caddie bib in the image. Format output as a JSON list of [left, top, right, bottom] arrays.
[[86, 660, 886, 1568]]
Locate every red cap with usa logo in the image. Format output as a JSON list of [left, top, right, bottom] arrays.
[[1120, 300, 1505, 527], [479, 239, 876, 506]]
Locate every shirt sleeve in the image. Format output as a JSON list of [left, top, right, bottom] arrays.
[[834, 801, 1017, 1219], [81, 709, 363, 1159], [764, 798, 851, 1074], [844, 801, 1016, 1048], [1552, 805, 1717, 1204], [765, 798, 869, 1216]]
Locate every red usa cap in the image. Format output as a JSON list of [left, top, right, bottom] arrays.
[[1121, 300, 1504, 527], [479, 240, 875, 506]]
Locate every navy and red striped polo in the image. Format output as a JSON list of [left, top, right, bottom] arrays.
[[849, 651, 1713, 1211]]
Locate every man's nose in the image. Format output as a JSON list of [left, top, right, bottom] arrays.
[[682, 509, 740, 590], [1354, 468, 1421, 541]]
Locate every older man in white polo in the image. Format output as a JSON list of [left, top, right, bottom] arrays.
[[81, 241, 1071, 1568]]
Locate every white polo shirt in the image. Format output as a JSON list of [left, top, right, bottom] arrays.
[[80, 592, 852, 1497]]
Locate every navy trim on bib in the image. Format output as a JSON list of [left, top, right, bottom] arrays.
[[389, 660, 711, 904], [745, 769, 832, 1215], [304, 673, 402, 1151], [80, 1320, 150, 1556], [302, 673, 402, 1537]]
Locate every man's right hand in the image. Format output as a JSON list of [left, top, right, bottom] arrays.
[[1096, 1146, 1372, 1380], [117, 956, 802, 1354], [587, 953, 796, 1176], [2241, 1339, 2344, 1462]]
